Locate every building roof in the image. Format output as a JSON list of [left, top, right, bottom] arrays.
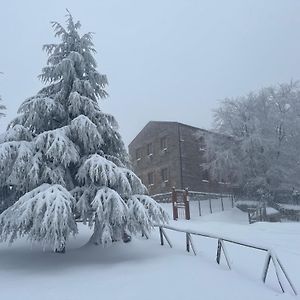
[[128, 121, 216, 147]]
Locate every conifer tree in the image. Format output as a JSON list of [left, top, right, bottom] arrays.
[[0, 12, 168, 252]]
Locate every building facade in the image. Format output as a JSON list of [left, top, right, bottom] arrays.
[[128, 121, 227, 195]]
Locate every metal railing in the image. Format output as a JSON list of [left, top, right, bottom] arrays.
[[156, 224, 297, 296]]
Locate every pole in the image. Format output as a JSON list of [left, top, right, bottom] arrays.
[[172, 187, 178, 220], [184, 188, 190, 220]]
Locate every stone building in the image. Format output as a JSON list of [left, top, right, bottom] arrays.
[[128, 121, 227, 195]]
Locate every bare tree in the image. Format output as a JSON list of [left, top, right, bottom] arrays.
[[202, 81, 300, 198]]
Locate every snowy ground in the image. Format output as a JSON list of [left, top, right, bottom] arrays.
[[0, 206, 299, 300]]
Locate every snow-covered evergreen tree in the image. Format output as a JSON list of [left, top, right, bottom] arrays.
[[0, 12, 168, 252]]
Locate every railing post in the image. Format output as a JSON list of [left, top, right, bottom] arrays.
[[263, 203, 267, 221], [216, 239, 231, 269], [209, 198, 212, 214], [159, 227, 164, 246], [159, 227, 173, 248], [172, 187, 178, 220], [184, 188, 190, 220], [262, 251, 271, 283], [186, 233, 190, 252], [198, 200, 202, 216], [262, 251, 284, 293], [216, 239, 222, 264], [276, 256, 298, 295], [221, 193, 224, 211], [186, 233, 197, 256]]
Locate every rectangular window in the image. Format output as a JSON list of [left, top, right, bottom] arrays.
[[160, 136, 167, 150], [136, 148, 142, 160], [147, 143, 153, 156], [202, 170, 210, 182], [161, 168, 169, 182], [198, 136, 206, 152], [148, 172, 154, 185]]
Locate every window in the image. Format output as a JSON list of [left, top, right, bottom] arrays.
[[198, 136, 206, 152], [161, 168, 169, 182], [148, 172, 154, 185], [136, 148, 143, 160], [147, 143, 153, 156], [160, 136, 167, 150], [202, 170, 210, 183]]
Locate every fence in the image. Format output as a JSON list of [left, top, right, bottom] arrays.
[[248, 203, 267, 224], [236, 199, 300, 223], [157, 224, 297, 296], [152, 188, 234, 220], [189, 190, 234, 216]]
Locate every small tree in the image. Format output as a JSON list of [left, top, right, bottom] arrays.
[[0, 12, 168, 252]]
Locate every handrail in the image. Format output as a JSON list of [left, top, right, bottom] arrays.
[[158, 224, 269, 251], [155, 224, 297, 296]]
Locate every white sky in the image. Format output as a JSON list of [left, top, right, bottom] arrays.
[[1, 0, 300, 146]]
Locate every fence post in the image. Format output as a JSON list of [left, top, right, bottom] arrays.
[[159, 227, 173, 248], [263, 202, 267, 221], [231, 194, 234, 208], [262, 251, 284, 293], [209, 198, 212, 214], [186, 233, 190, 253], [159, 227, 164, 246], [248, 211, 252, 224], [198, 200, 202, 216], [172, 187, 178, 220], [221, 193, 224, 211], [262, 251, 271, 283], [184, 188, 190, 220], [276, 256, 298, 295], [216, 239, 222, 264], [185, 233, 196, 255], [216, 239, 231, 269]]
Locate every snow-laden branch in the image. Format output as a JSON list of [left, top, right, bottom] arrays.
[[0, 184, 78, 251], [36, 127, 80, 167]]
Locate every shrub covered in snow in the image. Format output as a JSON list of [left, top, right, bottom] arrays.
[[0, 12, 168, 252]]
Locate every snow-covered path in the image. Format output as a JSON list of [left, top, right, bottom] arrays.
[[0, 208, 299, 300]]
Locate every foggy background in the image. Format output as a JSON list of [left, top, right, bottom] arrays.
[[1, 0, 300, 146]]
